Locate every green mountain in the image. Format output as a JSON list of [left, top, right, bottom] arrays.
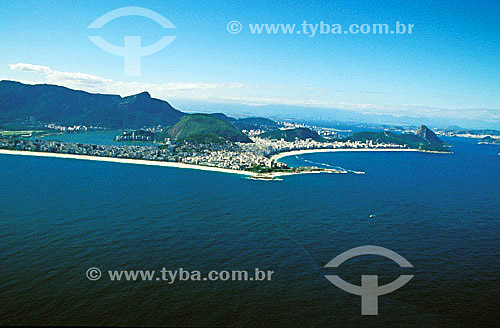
[[345, 127, 449, 152], [208, 113, 237, 123], [258, 127, 323, 141], [207, 114, 279, 131], [167, 114, 253, 143], [0, 80, 185, 128], [233, 117, 279, 131]]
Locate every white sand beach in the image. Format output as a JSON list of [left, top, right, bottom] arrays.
[[0, 148, 423, 179], [0, 149, 256, 176]]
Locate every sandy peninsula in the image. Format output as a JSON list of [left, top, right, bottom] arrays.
[[0, 148, 422, 179], [0, 149, 256, 176]]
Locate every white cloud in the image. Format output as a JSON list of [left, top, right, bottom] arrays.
[[9, 63, 110, 86], [7, 62, 246, 99]]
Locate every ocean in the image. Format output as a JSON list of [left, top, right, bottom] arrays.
[[0, 137, 499, 327]]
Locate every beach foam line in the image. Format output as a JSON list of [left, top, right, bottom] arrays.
[[270, 148, 419, 162], [0, 148, 421, 178], [0, 149, 256, 176]]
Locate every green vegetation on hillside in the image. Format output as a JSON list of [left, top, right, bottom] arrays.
[[258, 127, 323, 141], [233, 117, 279, 131], [0, 81, 184, 128], [208, 114, 279, 131], [167, 114, 253, 144]]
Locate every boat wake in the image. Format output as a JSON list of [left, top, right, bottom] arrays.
[[295, 156, 365, 174]]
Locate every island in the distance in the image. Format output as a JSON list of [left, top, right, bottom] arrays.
[[0, 81, 451, 180]]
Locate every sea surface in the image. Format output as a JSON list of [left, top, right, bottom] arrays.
[[0, 137, 499, 327]]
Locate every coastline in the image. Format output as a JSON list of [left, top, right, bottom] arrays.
[[0, 147, 436, 179], [270, 148, 420, 162], [0, 149, 342, 178], [0, 149, 256, 176]]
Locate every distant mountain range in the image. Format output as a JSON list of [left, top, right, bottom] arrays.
[[478, 136, 500, 145], [442, 127, 500, 136]]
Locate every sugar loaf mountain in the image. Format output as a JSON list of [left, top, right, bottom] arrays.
[[0, 80, 448, 151]]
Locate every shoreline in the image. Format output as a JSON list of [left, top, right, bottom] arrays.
[[270, 148, 420, 162], [0, 149, 256, 176], [0, 147, 440, 179], [0, 149, 342, 178]]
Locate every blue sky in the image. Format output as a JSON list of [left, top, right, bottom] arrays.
[[1, 0, 499, 127]]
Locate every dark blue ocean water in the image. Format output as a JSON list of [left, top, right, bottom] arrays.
[[0, 137, 499, 327]]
